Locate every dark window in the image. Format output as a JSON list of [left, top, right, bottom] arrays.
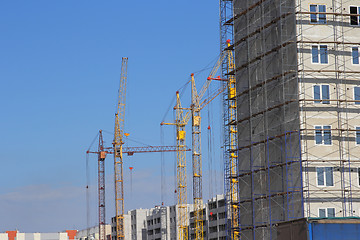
[[350, 6, 359, 25], [356, 127, 360, 145], [352, 47, 359, 64], [323, 126, 331, 145], [312, 46, 319, 63], [319, 208, 326, 217], [320, 45, 328, 64], [310, 5, 317, 23], [354, 87, 360, 104], [315, 126, 323, 144], [319, 5, 326, 23], [328, 208, 335, 218]]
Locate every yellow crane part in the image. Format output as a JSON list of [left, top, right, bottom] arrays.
[[113, 57, 128, 240]]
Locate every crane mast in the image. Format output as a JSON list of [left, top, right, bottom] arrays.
[[113, 57, 128, 240], [224, 39, 239, 240], [175, 91, 189, 240], [161, 55, 226, 240], [98, 130, 106, 240], [161, 91, 190, 240], [191, 74, 204, 240]]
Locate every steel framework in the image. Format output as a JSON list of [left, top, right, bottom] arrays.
[[219, 0, 239, 239], [230, 0, 360, 238], [114, 57, 128, 240], [98, 130, 106, 240]]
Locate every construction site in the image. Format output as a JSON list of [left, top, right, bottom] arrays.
[[3, 0, 360, 239]]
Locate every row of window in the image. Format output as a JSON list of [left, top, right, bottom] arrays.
[[317, 167, 360, 186], [309, 5, 360, 26], [313, 125, 360, 145], [312, 85, 360, 104], [319, 207, 336, 218], [311, 45, 360, 65]]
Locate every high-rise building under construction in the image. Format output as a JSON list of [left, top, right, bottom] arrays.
[[231, 0, 360, 238]]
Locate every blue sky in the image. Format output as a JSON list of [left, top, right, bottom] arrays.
[[0, 1, 224, 232]]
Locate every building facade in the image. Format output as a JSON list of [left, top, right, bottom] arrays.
[[77, 225, 111, 240], [0, 230, 78, 240], [232, 0, 360, 238]]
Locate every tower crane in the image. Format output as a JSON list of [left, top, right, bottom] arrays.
[[113, 57, 128, 240], [223, 39, 239, 240], [86, 130, 111, 240], [161, 53, 227, 240]]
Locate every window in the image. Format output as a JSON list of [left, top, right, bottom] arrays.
[[315, 126, 332, 145], [358, 168, 360, 185], [353, 47, 359, 64], [317, 167, 334, 186], [314, 85, 330, 104], [312, 45, 328, 64], [350, 6, 360, 25], [319, 208, 335, 217], [354, 87, 360, 104], [310, 4, 326, 24], [356, 127, 360, 145]]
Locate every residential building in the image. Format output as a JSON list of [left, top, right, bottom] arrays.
[[231, 0, 360, 238], [0, 230, 77, 240], [77, 225, 111, 240]]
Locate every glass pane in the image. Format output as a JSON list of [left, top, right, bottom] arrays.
[[320, 45, 328, 64], [322, 85, 330, 104], [319, 208, 326, 218], [323, 126, 331, 145], [325, 167, 334, 186], [315, 126, 322, 144], [357, 127, 360, 145], [350, 6, 358, 25], [358, 168, 360, 185], [319, 5, 326, 23], [352, 47, 359, 64], [317, 167, 325, 186], [310, 5, 317, 23], [312, 46, 319, 63], [355, 87, 360, 105], [327, 208, 335, 218], [314, 85, 321, 103]]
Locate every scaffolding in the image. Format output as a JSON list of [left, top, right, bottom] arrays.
[[230, 0, 360, 238], [219, 1, 240, 240]]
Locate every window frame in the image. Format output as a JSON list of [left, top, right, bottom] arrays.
[[316, 166, 334, 187], [350, 6, 360, 26], [311, 45, 328, 64], [314, 125, 332, 145], [309, 4, 327, 24], [354, 86, 360, 105], [313, 84, 330, 104], [352, 47, 359, 65], [320, 208, 336, 217], [356, 127, 360, 145]]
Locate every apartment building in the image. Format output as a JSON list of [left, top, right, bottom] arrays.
[[232, 0, 360, 238]]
